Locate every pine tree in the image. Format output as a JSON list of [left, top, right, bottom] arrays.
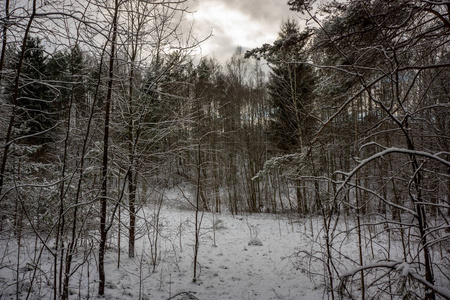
[[13, 37, 57, 149], [248, 20, 316, 152]]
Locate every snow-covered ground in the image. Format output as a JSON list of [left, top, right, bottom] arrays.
[[2, 186, 448, 299], [100, 207, 324, 300], [0, 189, 325, 300]]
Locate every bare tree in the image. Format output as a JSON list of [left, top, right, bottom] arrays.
[[284, 0, 450, 299]]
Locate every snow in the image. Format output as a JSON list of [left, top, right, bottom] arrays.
[[0, 189, 324, 300], [117, 206, 324, 300], [397, 262, 410, 277], [2, 186, 448, 299]]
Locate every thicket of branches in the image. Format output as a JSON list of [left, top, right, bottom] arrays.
[[0, 0, 448, 299], [254, 0, 449, 299]]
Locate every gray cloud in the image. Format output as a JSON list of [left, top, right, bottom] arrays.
[[219, 0, 297, 24], [187, 0, 299, 62]]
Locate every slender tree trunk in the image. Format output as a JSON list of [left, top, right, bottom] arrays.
[[0, 0, 10, 84], [55, 71, 75, 300], [99, 0, 119, 294], [193, 140, 201, 282], [354, 100, 365, 299], [128, 59, 136, 259]]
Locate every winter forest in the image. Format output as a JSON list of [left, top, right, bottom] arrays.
[[0, 0, 449, 299]]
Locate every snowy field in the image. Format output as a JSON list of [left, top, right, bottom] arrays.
[[1, 187, 447, 299], [0, 190, 326, 300], [98, 207, 325, 300]]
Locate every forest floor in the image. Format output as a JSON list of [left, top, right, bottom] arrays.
[[3, 185, 448, 299], [0, 187, 334, 299], [103, 204, 325, 300]]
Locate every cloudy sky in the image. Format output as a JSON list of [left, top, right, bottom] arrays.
[[186, 0, 300, 62]]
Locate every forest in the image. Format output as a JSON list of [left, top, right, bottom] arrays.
[[0, 0, 449, 299]]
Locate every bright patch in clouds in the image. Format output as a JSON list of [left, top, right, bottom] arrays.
[[187, 1, 280, 60], [194, 2, 273, 46]]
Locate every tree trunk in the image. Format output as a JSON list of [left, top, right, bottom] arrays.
[[99, 0, 119, 295], [0, 0, 10, 85]]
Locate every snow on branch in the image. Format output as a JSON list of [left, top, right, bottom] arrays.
[[340, 261, 401, 278], [409, 271, 450, 300], [252, 152, 307, 181], [336, 148, 450, 196], [340, 261, 450, 300]]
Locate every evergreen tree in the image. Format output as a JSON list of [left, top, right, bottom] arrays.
[[13, 37, 58, 148], [247, 20, 316, 152]]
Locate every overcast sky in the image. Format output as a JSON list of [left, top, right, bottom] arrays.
[[186, 0, 300, 62]]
